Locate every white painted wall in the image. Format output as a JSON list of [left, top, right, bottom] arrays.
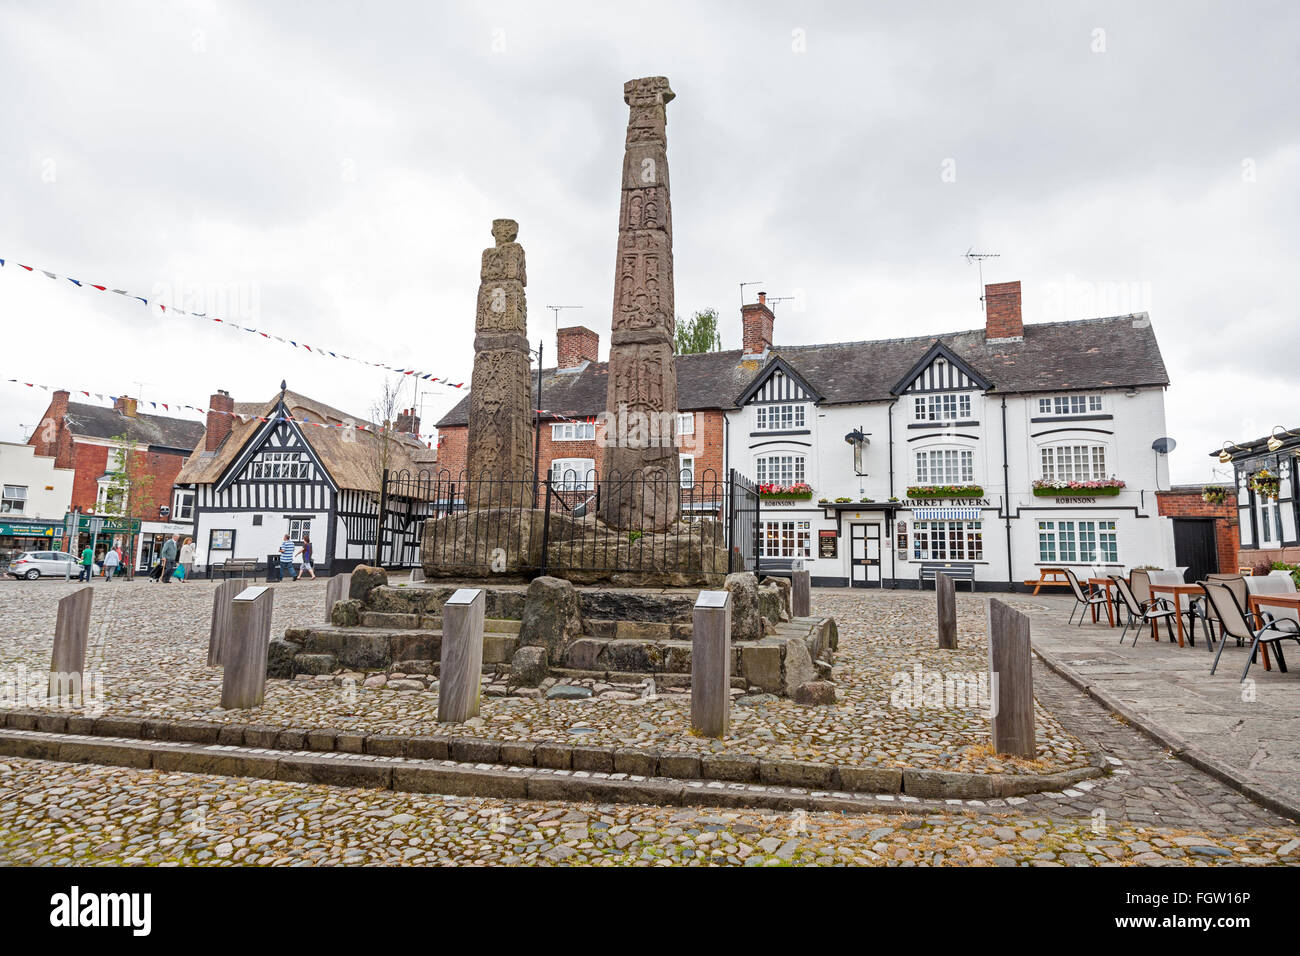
[[194, 509, 330, 569], [0, 441, 73, 520]]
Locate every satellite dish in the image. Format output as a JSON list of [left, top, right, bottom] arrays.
[[1151, 437, 1177, 455]]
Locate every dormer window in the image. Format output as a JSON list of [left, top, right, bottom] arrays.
[[251, 451, 308, 479], [914, 393, 972, 422]]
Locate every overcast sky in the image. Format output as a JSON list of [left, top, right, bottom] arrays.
[[2, 0, 1295, 482]]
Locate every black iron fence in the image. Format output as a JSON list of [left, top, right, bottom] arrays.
[[380, 466, 759, 579]]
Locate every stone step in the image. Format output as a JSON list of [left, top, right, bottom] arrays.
[[360, 611, 442, 630], [485, 618, 522, 634], [582, 619, 692, 641]]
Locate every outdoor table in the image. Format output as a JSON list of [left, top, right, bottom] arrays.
[[1244, 594, 1300, 672], [1149, 583, 1202, 647], [1027, 567, 1072, 595], [1088, 576, 1118, 626]]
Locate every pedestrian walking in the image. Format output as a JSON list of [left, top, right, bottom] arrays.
[[102, 544, 120, 581], [296, 532, 316, 580], [279, 534, 295, 582], [160, 534, 179, 584], [179, 537, 196, 582], [78, 543, 93, 582]]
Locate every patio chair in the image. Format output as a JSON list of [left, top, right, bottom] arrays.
[[1112, 574, 1177, 646], [1192, 572, 1247, 649], [1130, 569, 1154, 608], [1063, 568, 1110, 625], [1201, 581, 1300, 680]]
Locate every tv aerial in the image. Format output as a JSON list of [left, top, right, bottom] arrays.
[[964, 248, 1000, 314], [546, 305, 583, 329]]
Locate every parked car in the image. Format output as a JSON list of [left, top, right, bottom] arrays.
[[6, 551, 80, 579]]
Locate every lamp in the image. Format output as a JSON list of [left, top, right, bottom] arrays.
[[1218, 442, 1236, 464], [844, 428, 869, 477], [1268, 426, 1288, 452]]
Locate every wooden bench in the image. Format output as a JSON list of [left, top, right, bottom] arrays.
[[1023, 567, 1073, 595], [918, 562, 976, 591], [216, 559, 262, 580], [755, 558, 796, 579]]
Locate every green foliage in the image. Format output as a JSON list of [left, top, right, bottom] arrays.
[[99, 432, 154, 520], [674, 308, 721, 355]]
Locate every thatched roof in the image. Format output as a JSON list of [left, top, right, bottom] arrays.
[[176, 389, 433, 492]]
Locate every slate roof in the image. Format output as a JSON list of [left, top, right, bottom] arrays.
[[437, 313, 1169, 426], [176, 390, 432, 491], [65, 402, 206, 451]]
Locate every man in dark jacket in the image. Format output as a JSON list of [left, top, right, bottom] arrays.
[[160, 534, 179, 584]]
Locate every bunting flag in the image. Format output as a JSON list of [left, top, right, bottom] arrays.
[[4, 377, 592, 442], [0, 255, 468, 388]]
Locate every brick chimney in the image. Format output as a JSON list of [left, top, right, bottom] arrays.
[[557, 326, 599, 369], [31, 389, 73, 467], [114, 395, 138, 417], [205, 389, 234, 452], [985, 281, 1023, 341], [741, 291, 774, 357], [396, 407, 421, 436]]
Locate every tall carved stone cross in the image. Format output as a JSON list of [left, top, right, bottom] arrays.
[[467, 218, 534, 503], [600, 76, 681, 531]]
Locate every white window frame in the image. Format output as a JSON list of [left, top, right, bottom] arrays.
[[550, 421, 596, 442], [1256, 494, 1283, 546], [1040, 444, 1108, 482], [1037, 394, 1104, 416], [172, 488, 195, 522], [755, 453, 806, 486], [251, 451, 309, 480], [755, 403, 807, 431], [287, 517, 312, 543], [1, 485, 27, 514], [551, 458, 595, 491], [95, 476, 126, 514], [676, 413, 695, 436], [1038, 520, 1118, 564], [914, 448, 974, 485], [909, 521, 983, 561], [760, 519, 812, 559], [679, 454, 695, 489], [913, 392, 972, 422]]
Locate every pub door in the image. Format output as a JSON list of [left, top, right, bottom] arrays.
[[850, 523, 882, 588]]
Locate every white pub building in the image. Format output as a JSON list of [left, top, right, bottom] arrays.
[[730, 282, 1176, 589]]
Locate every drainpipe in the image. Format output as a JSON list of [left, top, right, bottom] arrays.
[[888, 401, 896, 589], [1001, 396, 1013, 591]]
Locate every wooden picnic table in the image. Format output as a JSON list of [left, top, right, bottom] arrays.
[[1244, 593, 1299, 672], [1025, 567, 1072, 595], [1149, 582, 1202, 647], [1088, 576, 1118, 626]]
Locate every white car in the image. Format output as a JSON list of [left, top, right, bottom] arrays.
[[6, 551, 80, 579]]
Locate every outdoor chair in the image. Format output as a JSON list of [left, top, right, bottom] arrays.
[[1201, 581, 1299, 681], [1111, 574, 1177, 646], [1130, 569, 1155, 608], [1194, 573, 1248, 647], [1063, 568, 1110, 625]]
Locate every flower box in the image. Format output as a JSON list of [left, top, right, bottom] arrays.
[[759, 482, 813, 500], [1032, 479, 1125, 497], [906, 485, 984, 499]]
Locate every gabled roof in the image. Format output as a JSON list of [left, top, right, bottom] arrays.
[[436, 313, 1170, 426], [175, 391, 431, 491], [736, 354, 824, 406], [890, 341, 993, 395], [64, 402, 205, 451]]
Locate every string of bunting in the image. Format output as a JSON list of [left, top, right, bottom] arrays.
[[0, 255, 468, 387], [4, 377, 594, 445]]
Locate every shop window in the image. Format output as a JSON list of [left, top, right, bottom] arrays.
[[909, 521, 983, 561], [761, 520, 812, 559], [1038, 520, 1118, 563]]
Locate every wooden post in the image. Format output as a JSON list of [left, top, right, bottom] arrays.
[[439, 588, 485, 723], [987, 598, 1035, 758], [49, 587, 93, 701], [207, 578, 242, 666], [324, 571, 353, 624], [221, 586, 275, 710], [791, 559, 811, 618], [691, 590, 731, 738], [936, 572, 957, 649]]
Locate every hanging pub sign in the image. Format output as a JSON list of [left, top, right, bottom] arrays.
[[818, 529, 838, 559]]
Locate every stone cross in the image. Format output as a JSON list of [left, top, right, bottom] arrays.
[[49, 586, 93, 702], [221, 585, 275, 710], [208, 578, 242, 666], [439, 588, 485, 723], [691, 589, 731, 738], [600, 77, 681, 531], [987, 598, 1036, 758], [466, 218, 534, 502]]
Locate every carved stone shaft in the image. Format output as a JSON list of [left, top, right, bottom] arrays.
[[600, 77, 681, 530]]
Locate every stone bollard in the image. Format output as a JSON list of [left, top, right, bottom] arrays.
[[410, 567, 426, 584], [936, 572, 957, 650], [49, 587, 94, 701], [987, 598, 1035, 758], [208, 578, 242, 666], [221, 586, 275, 710], [691, 590, 732, 738], [439, 588, 485, 723], [324, 571, 352, 624], [791, 559, 811, 618]]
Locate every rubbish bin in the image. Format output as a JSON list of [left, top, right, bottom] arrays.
[[267, 554, 281, 583]]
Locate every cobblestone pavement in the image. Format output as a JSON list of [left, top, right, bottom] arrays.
[[0, 579, 1089, 775], [1, 757, 1296, 866], [1, 578, 1298, 866]]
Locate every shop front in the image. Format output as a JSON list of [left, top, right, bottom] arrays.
[[136, 520, 194, 573], [0, 519, 68, 567], [67, 515, 142, 576]]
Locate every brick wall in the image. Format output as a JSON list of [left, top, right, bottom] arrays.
[[67, 440, 188, 520], [985, 281, 1024, 340], [1156, 488, 1240, 575]]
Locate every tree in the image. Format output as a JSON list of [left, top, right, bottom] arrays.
[[367, 377, 404, 564], [97, 432, 154, 575], [674, 308, 722, 355]]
